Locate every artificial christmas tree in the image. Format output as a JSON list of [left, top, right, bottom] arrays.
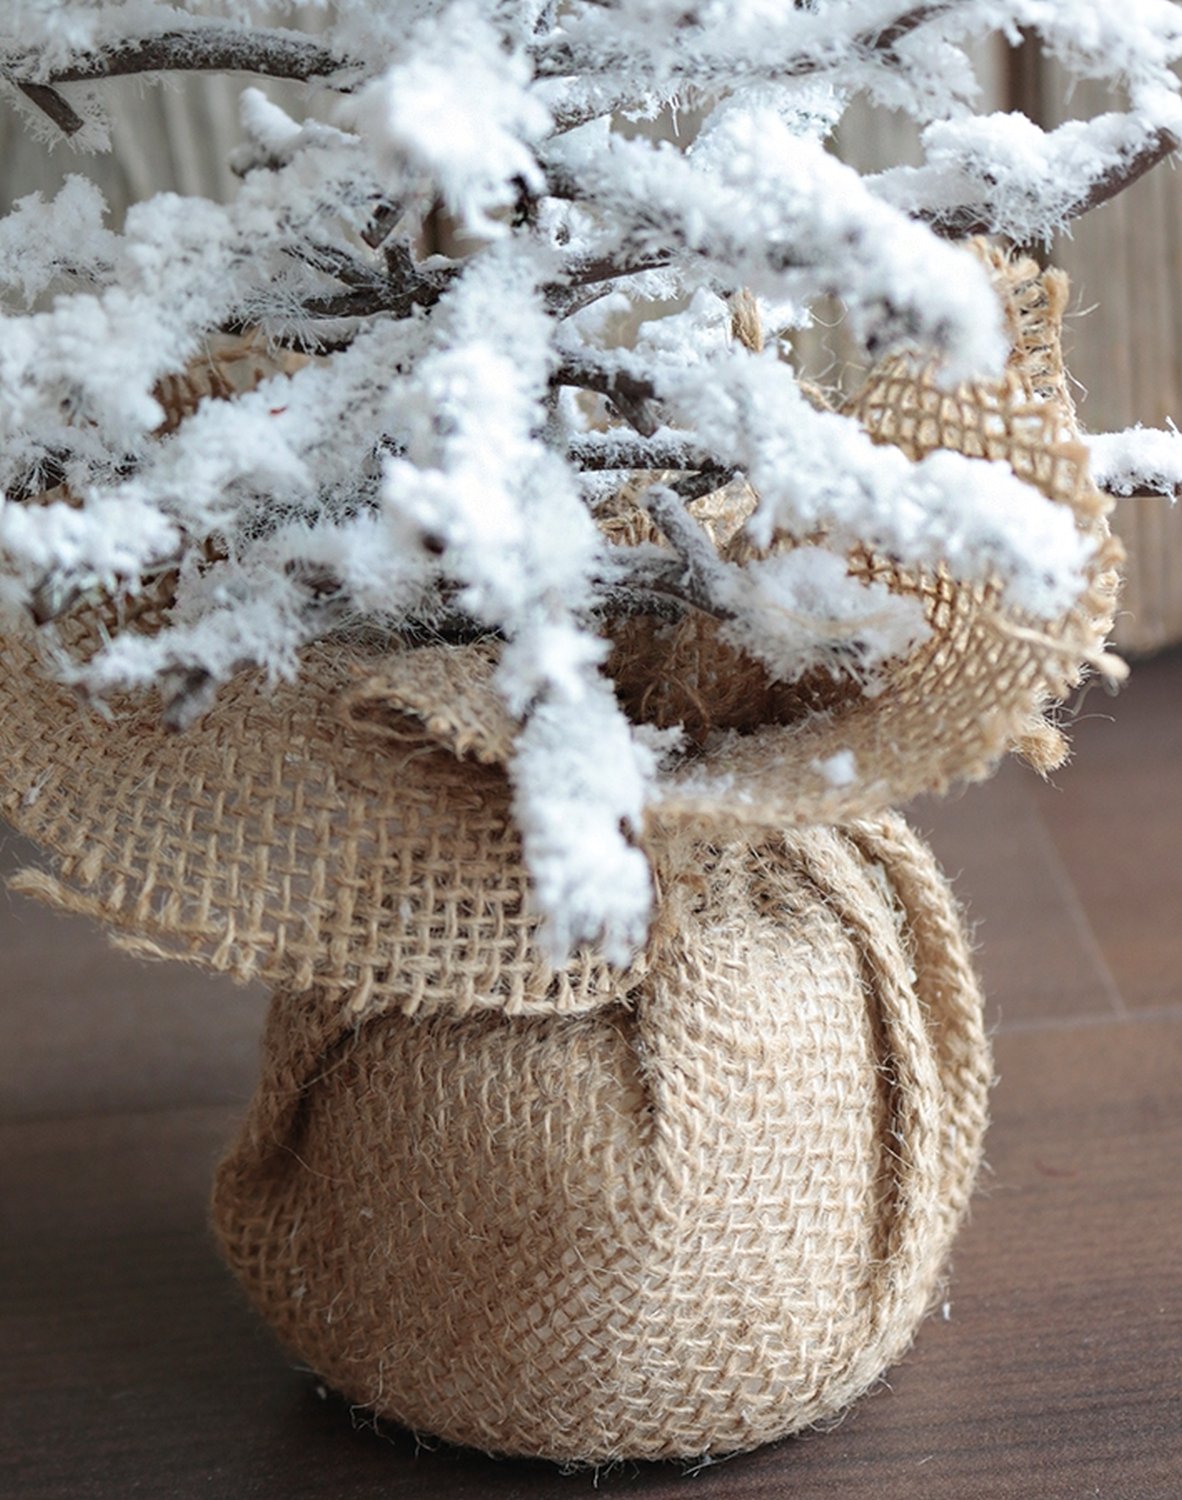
[[0, 0, 1177, 1463]]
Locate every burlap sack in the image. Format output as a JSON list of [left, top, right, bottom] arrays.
[[211, 808, 988, 1462], [0, 248, 1112, 1460]]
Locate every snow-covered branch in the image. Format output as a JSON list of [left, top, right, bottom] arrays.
[[0, 0, 1167, 958], [531, 0, 970, 84], [50, 28, 343, 85], [548, 113, 1007, 378], [658, 346, 1094, 619], [882, 113, 1180, 242], [4, 19, 346, 90], [1089, 427, 1182, 498]]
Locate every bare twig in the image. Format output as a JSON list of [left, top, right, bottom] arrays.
[[871, 1, 964, 56], [15, 80, 85, 135], [40, 26, 345, 86], [1054, 125, 1178, 220], [288, 288, 394, 319], [361, 200, 405, 250], [561, 250, 674, 288], [666, 467, 741, 504], [280, 250, 456, 321], [283, 241, 387, 292], [545, 247, 676, 317], [553, 358, 662, 436], [220, 321, 357, 355]]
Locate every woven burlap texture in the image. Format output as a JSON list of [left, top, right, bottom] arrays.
[[211, 812, 990, 1462]]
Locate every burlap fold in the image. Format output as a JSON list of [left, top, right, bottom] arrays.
[[0, 639, 632, 1017], [606, 249, 1122, 825]]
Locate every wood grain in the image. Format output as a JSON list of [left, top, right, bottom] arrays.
[[2, 651, 1180, 1498]]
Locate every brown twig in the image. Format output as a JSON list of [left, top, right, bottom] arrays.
[[870, 1, 965, 56], [562, 250, 674, 287], [667, 467, 741, 504], [42, 26, 345, 86], [276, 239, 449, 337], [553, 358, 662, 436], [546, 249, 676, 318], [361, 200, 405, 250], [15, 80, 85, 135], [283, 241, 387, 293], [923, 126, 1179, 238]]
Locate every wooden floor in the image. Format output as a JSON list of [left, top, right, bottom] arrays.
[[2, 650, 1180, 1500]]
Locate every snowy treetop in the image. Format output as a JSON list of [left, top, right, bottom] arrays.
[[0, 0, 1176, 959]]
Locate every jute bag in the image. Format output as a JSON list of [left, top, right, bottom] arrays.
[[0, 250, 1118, 1462]]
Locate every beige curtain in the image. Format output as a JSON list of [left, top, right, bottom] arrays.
[[0, 74, 244, 216], [1041, 72, 1182, 657], [0, 6, 331, 218], [812, 41, 1182, 658]]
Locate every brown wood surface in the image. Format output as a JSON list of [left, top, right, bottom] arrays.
[[2, 652, 1180, 1499]]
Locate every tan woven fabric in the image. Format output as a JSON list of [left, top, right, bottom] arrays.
[[0, 424, 1118, 1016], [0, 639, 631, 1017], [211, 812, 989, 1462], [0, 250, 1120, 994]]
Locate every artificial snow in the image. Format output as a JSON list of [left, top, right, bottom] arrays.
[[1088, 424, 1182, 497], [1, 0, 1176, 956]]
